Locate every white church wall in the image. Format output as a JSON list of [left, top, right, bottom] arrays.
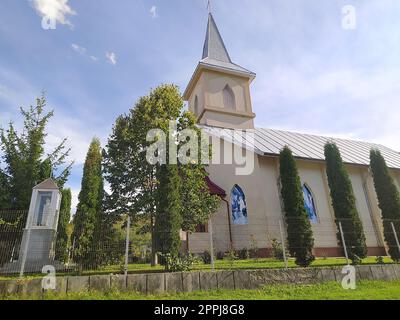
[[204, 71, 248, 113], [297, 161, 338, 249], [347, 165, 380, 248], [256, 156, 286, 247]]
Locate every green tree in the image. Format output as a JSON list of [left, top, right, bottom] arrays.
[[154, 164, 182, 261], [103, 85, 219, 265], [0, 169, 10, 208], [55, 188, 71, 263], [370, 149, 400, 261], [324, 142, 367, 263], [178, 111, 220, 232], [279, 146, 315, 267], [0, 95, 72, 209], [71, 138, 104, 269]]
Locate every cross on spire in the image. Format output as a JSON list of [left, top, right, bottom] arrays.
[[207, 0, 211, 13]]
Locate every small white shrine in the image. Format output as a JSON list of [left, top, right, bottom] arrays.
[[1, 178, 63, 273]]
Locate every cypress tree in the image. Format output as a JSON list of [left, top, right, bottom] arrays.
[[72, 138, 104, 269], [55, 188, 71, 263], [324, 142, 367, 263], [370, 149, 400, 261], [154, 164, 182, 262], [279, 146, 315, 267]]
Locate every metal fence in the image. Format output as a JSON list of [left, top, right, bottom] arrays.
[[0, 209, 132, 276], [1, 209, 400, 278]]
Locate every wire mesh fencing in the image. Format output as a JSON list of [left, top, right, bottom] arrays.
[[1, 209, 399, 278], [0, 209, 131, 276]]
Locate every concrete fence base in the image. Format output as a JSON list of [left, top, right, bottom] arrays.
[[0, 264, 399, 297]]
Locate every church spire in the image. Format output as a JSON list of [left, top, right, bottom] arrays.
[[183, 10, 256, 105], [202, 13, 232, 63]]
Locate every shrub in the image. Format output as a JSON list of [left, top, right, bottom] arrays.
[[216, 251, 225, 260], [225, 249, 239, 269], [351, 255, 362, 266], [249, 235, 259, 259], [376, 256, 385, 265], [202, 250, 211, 264], [271, 239, 285, 261], [160, 252, 199, 272], [237, 248, 250, 260]]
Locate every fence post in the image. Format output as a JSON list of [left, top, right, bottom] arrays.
[[278, 220, 288, 269], [124, 215, 131, 278], [390, 222, 400, 257], [338, 221, 349, 265], [19, 229, 31, 278], [209, 218, 215, 271], [19, 211, 34, 278]]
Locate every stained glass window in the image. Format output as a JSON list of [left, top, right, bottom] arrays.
[[302, 184, 318, 223], [231, 185, 248, 225]]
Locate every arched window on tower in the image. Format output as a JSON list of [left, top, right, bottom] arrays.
[[231, 184, 248, 225], [223, 85, 236, 110], [194, 95, 199, 116], [302, 184, 318, 223]]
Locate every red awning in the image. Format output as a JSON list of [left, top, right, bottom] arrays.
[[205, 176, 226, 197]]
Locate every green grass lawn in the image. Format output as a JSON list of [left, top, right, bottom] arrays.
[[4, 280, 400, 300], [0, 256, 395, 280]]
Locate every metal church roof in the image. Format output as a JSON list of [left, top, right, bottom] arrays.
[[200, 125, 400, 170]]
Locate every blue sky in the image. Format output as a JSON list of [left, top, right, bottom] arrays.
[[1, 0, 400, 212]]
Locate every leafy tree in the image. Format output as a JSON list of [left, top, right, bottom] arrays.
[[0, 209, 27, 266], [324, 142, 367, 263], [0, 169, 10, 208], [0, 95, 72, 209], [154, 164, 182, 260], [370, 149, 400, 261], [178, 111, 220, 232], [55, 188, 71, 263], [103, 85, 219, 265], [279, 146, 315, 267]]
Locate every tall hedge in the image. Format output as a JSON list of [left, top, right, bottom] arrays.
[[370, 149, 400, 261], [55, 188, 71, 263], [154, 164, 182, 261], [71, 138, 104, 269], [324, 142, 367, 263], [279, 146, 315, 267]]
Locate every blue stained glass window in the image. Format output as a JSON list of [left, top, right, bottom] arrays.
[[231, 185, 248, 225], [302, 185, 318, 223]]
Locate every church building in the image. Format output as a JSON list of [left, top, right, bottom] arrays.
[[181, 13, 400, 257]]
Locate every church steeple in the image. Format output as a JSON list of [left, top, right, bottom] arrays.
[[202, 13, 232, 63], [183, 12, 256, 130], [197, 13, 255, 78]]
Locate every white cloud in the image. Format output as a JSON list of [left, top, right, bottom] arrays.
[[253, 65, 400, 151], [70, 188, 80, 216], [150, 5, 158, 18], [71, 44, 99, 63], [32, 0, 76, 27], [106, 52, 117, 65], [71, 43, 86, 55]]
